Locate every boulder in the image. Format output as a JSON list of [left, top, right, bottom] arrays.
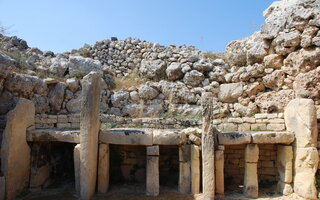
[[217, 132, 251, 145], [160, 81, 197, 104], [49, 57, 70, 76], [138, 85, 159, 100], [293, 68, 320, 100], [218, 83, 243, 103], [272, 30, 300, 55], [166, 62, 183, 81], [139, 59, 166, 80], [251, 131, 294, 144], [300, 26, 319, 48], [69, 56, 103, 76], [48, 82, 66, 112], [66, 91, 82, 113], [255, 90, 295, 113], [262, 70, 285, 90], [183, 70, 205, 87], [193, 59, 213, 72], [263, 54, 283, 69], [111, 90, 130, 108], [66, 78, 79, 92]]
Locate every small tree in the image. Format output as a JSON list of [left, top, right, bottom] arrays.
[[0, 22, 10, 35]]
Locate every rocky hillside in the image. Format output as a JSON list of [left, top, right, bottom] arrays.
[[0, 0, 319, 121]]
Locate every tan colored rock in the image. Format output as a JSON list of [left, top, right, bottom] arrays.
[[98, 143, 110, 194], [147, 145, 159, 156], [100, 129, 153, 145], [263, 54, 283, 69], [27, 129, 80, 144], [191, 145, 200, 194], [153, 129, 186, 145], [293, 68, 320, 100], [277, 181, 293, 196], [218, 83, 243, 103], [1, 98, 35, 200], [202, 134, 215, 200], [244, 162, 258, 198], [30, 165, 50, 188], [74, 144, 81, 195], [215, 150, 224, 195], [277, 145, 293, 183], [79, 72, 101, 200], [146, 156, 159, 196], [179, 145, 191, 194], [245, 144, 259, 163], [218, 132, 251, 145], [255, 90, 295, 113], [188, 133, 201, 145], [284, 99, 318, 148], [251, 131, 294, 144]]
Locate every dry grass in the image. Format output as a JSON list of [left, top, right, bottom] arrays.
[[113, 70, 146, 91]]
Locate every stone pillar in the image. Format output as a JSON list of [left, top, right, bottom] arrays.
[[284, 99, 318, 200], [277, 145, 293, 195], [215, 145, 224, 196], [74, 144, 81, 195], [191, 145, 200, 194], [146, 145, 159, 196], [1, 98, 35, 200], [98, 143, 110, 194], [244, 144, 259, 198], [79, 72, 101, 200], [179, 144, 191, 194], [201, 92, 215, 200], [0, 176, 5, 200]]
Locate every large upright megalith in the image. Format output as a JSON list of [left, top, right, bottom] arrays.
[[284, 98, 318, 200], [1, 98, 35, 200], [201, 92, 215, 200], [79, 72, 101, 200]]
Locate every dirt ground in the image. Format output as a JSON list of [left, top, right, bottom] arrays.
[[21, 184, 306, 200]]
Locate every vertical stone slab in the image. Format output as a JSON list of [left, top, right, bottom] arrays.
[[79, 72, 101, 200], [277, 145, 293, 183], [98, 143, 110, 194], [244, 144, 259, 198], [0, 176, 5, 200], [191, 145, 200, 194], [201, 92, 215, 200], [284, 99, 318, 200], [146, 146, 159, 197], [215, 150, 224, 196], [74, 144, 81, 195], [179, 144, 191, 194], [1, 98, 35, 200]]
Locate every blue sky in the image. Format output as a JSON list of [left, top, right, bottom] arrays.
[[0, 0, 275, 53]]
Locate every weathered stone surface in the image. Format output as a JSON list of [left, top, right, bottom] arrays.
[[66, 91, 82, 113], [244, 162, 258, 198], [79, 72, 101, 200], [159, 80, 197, 104], [256, 90, 295, 113], [188, 133, 201, 145], [191, 145, 200, 194], [277, 145, 293, 183], [0, 176, 4, 200], [166, 62, 183, 81], [263, 54, 283, 69], [69, 55, 103, 76], [179, 145, 191, 194], [284, 99, 317, 148], [262, 70, 285, 90], [153, 129, 185, 145], [215, 150, 224, 195], [1, 98, 35, 200], [183, 70, 205, 87], [66, 78, 79, 92], [146, 156, 159, 196], [48, 82, 66, 112], [100, 129, 153, 145], [147, 145, 159, 156], [218, 132, 251, 145], [277, 181, 293, 196], [98, 143, 110, 194], [111, 90, 130, 108], [27, 129, 80, 143], [74, 144, 80, 195], [218, 83, 243, 103], [245, 144, 259, 163], [293, 68, 320, 100], [202, 134, 215, 200], [251, 131, 294, 144], [139, 59, 166, 80], [138, 85, 159, 100], [294, 147, 318, 200]]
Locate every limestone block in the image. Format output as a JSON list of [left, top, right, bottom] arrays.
[[179, 145, 191, 194], [27, 129, 80, 143], [294, 147, 318, 200], [99, 129, 153, 145], [146, 156, 159, 196], [218, 132, 251, 145], [188, 133, 201, 145], [147, 145, 159, 156], [244, 162, 258, 198], [284, 99, 318, 148], [266, 124, 286, 131], [238, 123, 251, 132], [153, 129, 186, 145], [277, 145, 293, 183], [98, 144, 110, 194], [0, 176, 5, 200], [251, 131, 294, 144], [74, 144, 80, 195], [277, 181, 293, 196], [1, 98, 35, 200], [202, 134, 215, 199], [79, 72, 101, 200], [191, 145, 200, 194], [245, 144, 259, 163], [251, 123, 267, 131], [30, 165, 50, 188], [215, 150, 224, 195]]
